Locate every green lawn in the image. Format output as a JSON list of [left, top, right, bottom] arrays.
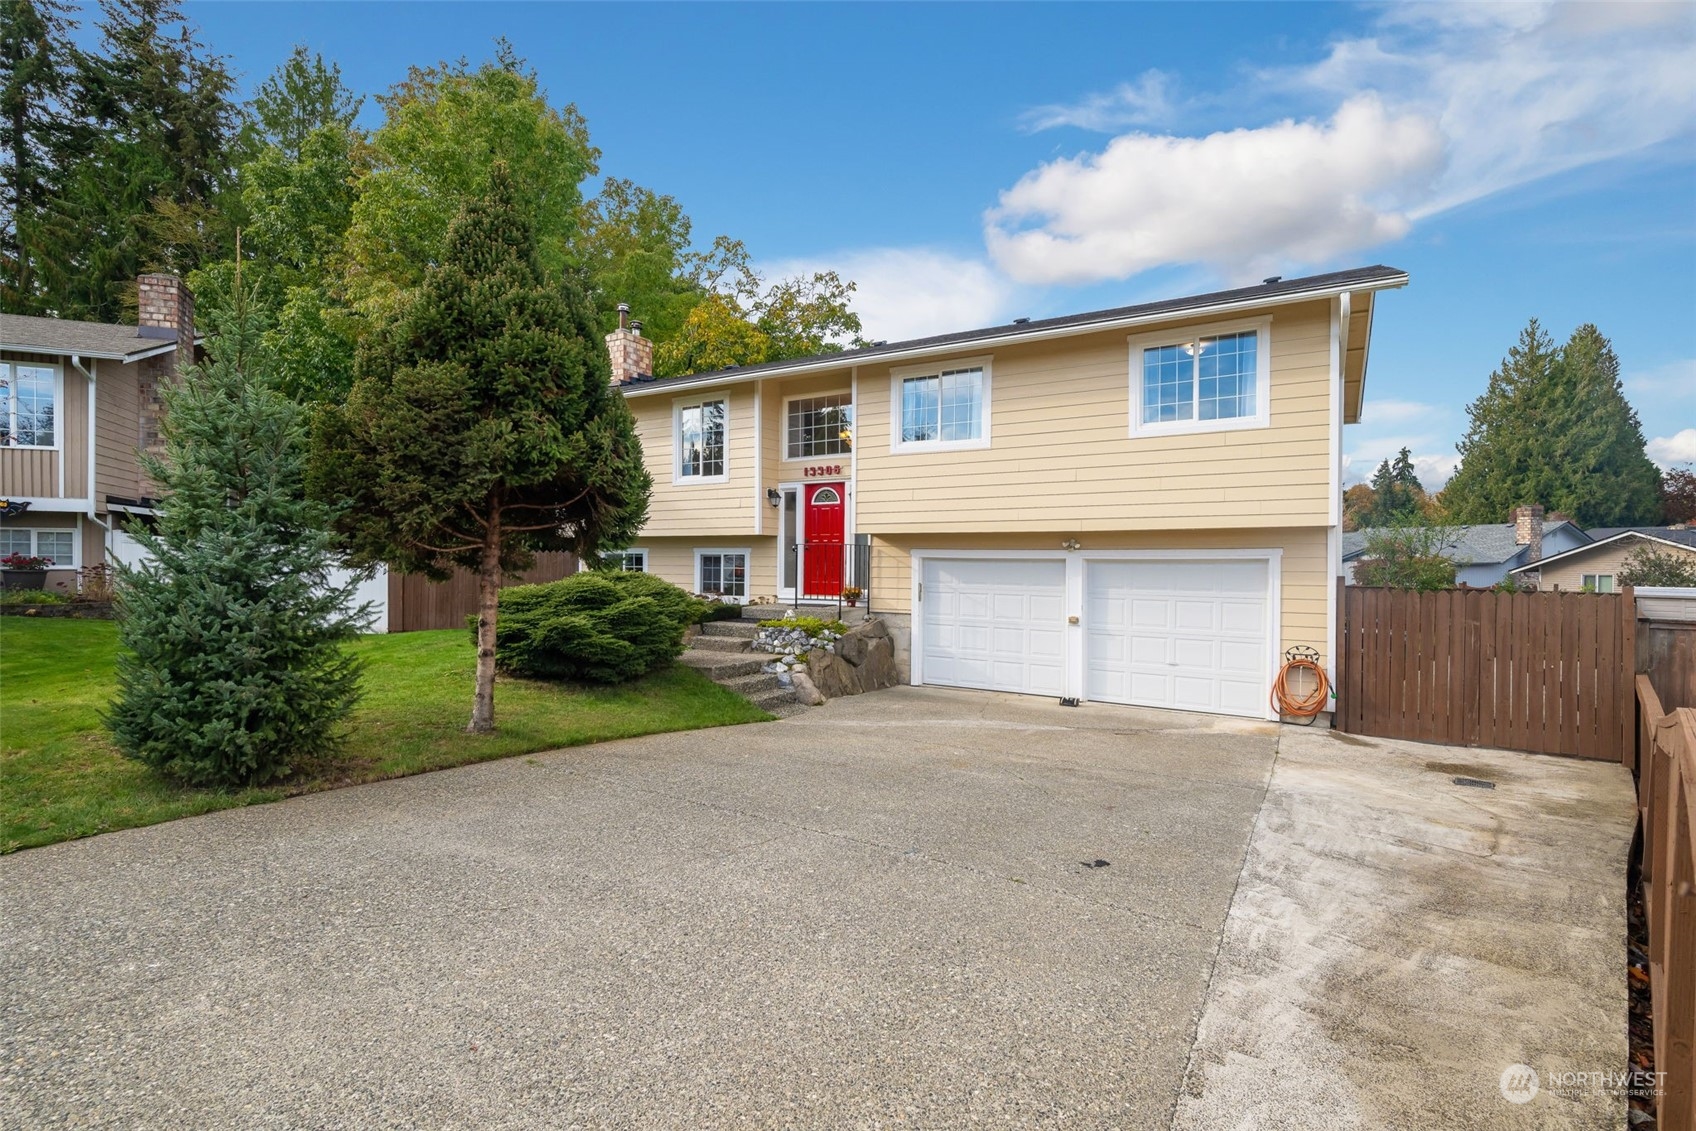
[[0, 617, 769, 852]]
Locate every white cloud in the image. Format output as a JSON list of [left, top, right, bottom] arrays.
[[986, 95, 1444, 285], [1343, 446, 1459, 489], [1019, 70, 1175, 132], [990, 2, 1696, 285], [1627, 357, 1696, 402], [761, 248, 1022, 344], [1359, 398, 1450, 426], [1648, 429, 1696, 467]]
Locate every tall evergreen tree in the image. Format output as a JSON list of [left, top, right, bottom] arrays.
[[241, 44, 361, 161], [0, 0, 81, 312], [37, 0, 235, 320], [109, 288, 369, 788], [1360, 447, 1427, 526], [310, 164, 651, 734], [1443, 319, 1661, 527]]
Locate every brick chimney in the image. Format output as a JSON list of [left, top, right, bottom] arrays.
[[605, 303, 653, 386], [136, 272, 194, 455], [1512, 504, 1544, 563]]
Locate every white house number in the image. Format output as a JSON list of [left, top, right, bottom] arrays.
[[804, 465, 843, 478]]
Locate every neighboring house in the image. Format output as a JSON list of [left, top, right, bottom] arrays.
[[1, 274, 199, 592], [611, 265, 1408, 720], [1341, 506, 1590, 588], [1509, 528, 1696, 592]]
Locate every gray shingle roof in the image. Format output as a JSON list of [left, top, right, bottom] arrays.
[[1587, 526, 1696, 548], [1, 312, 183, 361], [623, 263, 1408, 390], [1343, 520, 1583, 566]]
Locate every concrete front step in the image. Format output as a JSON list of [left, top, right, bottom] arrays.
[[700, 620, 762, 639], [677, 650, 766, 681], [738, 603, 868, 625], [722, 671, 783, 696], [690, 634, 754, 653], [749, 687, 806, 717]]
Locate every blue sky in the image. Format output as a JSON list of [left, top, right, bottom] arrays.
[[154, 2, 1696, 485]]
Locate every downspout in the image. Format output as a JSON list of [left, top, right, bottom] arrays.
[[71, 355, 110, 585]]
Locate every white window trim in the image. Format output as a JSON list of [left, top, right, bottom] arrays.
[[907, 546, 1283, 721], [672, 395, 730, 485], [694, 547, 752, 599], [0, 361, 65, 452], [0, 526, 80, 569], [1127, 316, 1272, 438], [889, 355, 992, 454], [616, 547, 648, 572], [780, 389, 853, 463]]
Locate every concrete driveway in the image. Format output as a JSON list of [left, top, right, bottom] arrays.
[[1, 687, 1636, 1129], [2, 687, 1280, 1129]]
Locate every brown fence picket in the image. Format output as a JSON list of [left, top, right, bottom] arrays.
[[1337, 586, 1632, 759]]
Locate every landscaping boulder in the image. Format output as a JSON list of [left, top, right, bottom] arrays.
[[804, 618, 899, 699], [789, 671, 826, 706]]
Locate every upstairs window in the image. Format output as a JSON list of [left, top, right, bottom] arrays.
[[1, 363, 57, 448], [786, 394, 853, 459], [892, 359, 991, 451], [676, 399, 727, 481], [1130, 320, 1270, 436]]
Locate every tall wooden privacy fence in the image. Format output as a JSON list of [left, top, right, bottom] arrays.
[[1634, 677, 1695, 1131], [386, 552, 577, 633], [1335, 585, 1635, 760]]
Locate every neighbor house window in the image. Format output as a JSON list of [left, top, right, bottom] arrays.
[[1582, 573, 1616, 593], [1130, 320, 1270, 435], [785, 394, 853, 459], [893, 359, 990, 450], [676, 399, 727, 481], [0, 528, 75, 566], [0, 363, 57, 448], [696, 550, 748, 598]]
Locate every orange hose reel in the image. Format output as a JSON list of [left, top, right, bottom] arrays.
[[1271, 646, 1331, 722]]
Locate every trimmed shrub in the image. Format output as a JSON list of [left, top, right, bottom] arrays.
[[489, 571, 706, 683]]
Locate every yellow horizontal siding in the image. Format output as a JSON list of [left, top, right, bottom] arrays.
[[856, 300, 1334, 532], [870, 526, 1333, 668], [633, 386, 759, 538], [636, 536, 780, 602]]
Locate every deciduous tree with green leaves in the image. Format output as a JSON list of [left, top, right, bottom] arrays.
[[310, 165, 650, 734], [109, 288, 369, 788], [1443, 319, 1661, 527], [1618, 542, 1696, 588], [343, 46, 598, 322]]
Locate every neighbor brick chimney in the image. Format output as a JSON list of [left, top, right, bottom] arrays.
[[136, 272, 194, 455], [1512, 504, 1545, 563], [604, 303, 653, 386]]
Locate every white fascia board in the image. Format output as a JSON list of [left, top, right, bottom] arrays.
[[621, 274, 1410, 400]]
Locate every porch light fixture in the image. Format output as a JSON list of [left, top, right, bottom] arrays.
[[766, 488, 782, 507], [1061, 539, 1081, 551]]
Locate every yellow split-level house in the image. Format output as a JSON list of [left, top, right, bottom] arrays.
[[610, 265, 1407, 721]]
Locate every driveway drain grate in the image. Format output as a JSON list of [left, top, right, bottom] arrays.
[[1452, 776, 1496, 790]]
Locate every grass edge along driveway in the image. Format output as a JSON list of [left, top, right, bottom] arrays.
[[0, 617, 769, 853]]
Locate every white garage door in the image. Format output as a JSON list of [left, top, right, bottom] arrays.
[[1085, 559, 1269, 717], [921, 558, 1066, 696]]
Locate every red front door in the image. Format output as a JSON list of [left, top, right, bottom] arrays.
[[803, 482, 845, 598]]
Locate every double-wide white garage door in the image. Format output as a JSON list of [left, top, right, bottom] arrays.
[[919, 555, 1271, 718]]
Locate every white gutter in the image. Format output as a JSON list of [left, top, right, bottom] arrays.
[[622, 273, 1411, 399], [71, 354, 99, 508]]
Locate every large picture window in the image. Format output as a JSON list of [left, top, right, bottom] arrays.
[[695, 550, 748, 598], [892, 358, 990, 451], [1129, 320, 1270, 436], [0, 363, 57, 448], [0, 528, 75, 566], [676, 399, 727, 481], [785, 394, 852, 459]]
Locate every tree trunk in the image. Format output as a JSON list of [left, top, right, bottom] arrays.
[[467, 528, 501, 734]]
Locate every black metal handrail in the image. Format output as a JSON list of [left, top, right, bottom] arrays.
[[786, 540, 872, 618]]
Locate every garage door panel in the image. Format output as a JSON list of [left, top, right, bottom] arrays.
[[1086, 559, 1270, 718], [922, 558, 1067, 697]]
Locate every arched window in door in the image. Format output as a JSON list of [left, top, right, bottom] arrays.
[[811, 487, 841, 505]]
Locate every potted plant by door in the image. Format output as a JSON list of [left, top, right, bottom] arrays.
[[840, 585, 862, 608], [0, 552, 52, 590]]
